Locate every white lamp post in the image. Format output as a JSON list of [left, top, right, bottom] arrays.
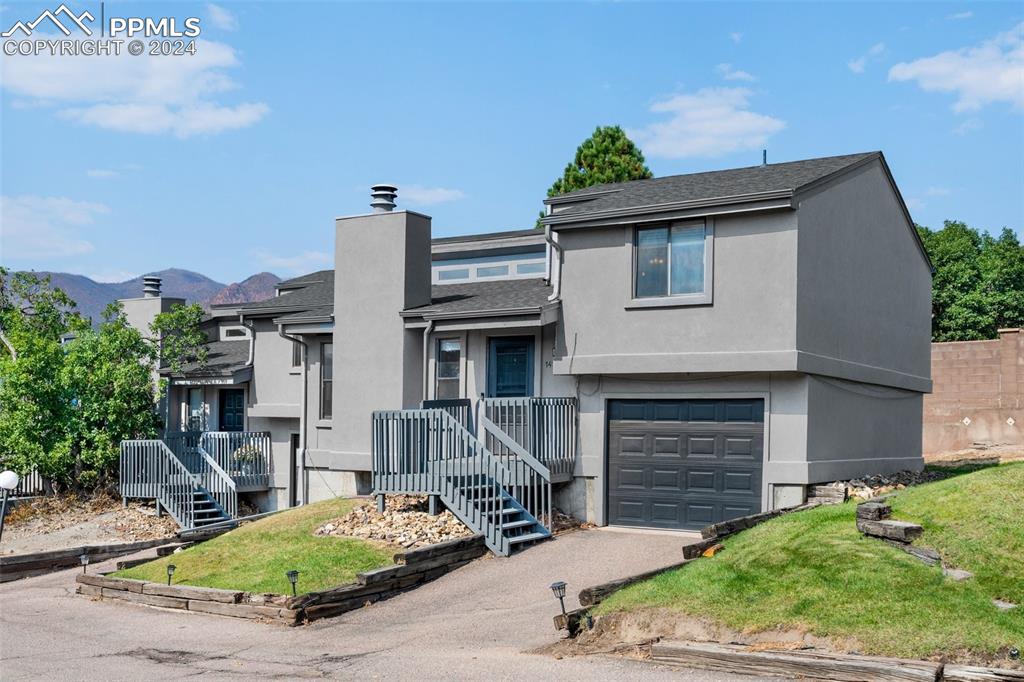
[[0, 470, 20, 544]]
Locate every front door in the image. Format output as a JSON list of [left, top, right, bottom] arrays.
[[487, 336, 534, 397], [218, 389, 245, 432]]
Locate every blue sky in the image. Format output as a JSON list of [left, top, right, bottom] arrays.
[[1, 1, 1022, 284]]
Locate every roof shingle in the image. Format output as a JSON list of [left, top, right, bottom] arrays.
[[546, 152, 879, 220]]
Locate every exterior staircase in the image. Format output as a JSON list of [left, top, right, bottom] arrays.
[[372, 406, 558, 556], [120, 436, 239, 531]]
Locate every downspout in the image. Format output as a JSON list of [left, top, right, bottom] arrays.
[[544, 224, 563, 302], [279, 326, 308, 507], [240, 315, 256, 433], [421, 319, 435, 401]]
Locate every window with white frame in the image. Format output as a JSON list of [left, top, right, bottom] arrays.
[[634, 220, 710, 300], [435, 339, 461, 399]]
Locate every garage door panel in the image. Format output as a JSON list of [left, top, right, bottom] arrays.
[[615, 466, 646, 489], [653, 436, 681, 455], [723, 470, 757, 494], [616, 434, 646, 455], [652, 468, 682, 491], [686, 436, 717, 457], [685, 469, 717, 491], [608, 398, 764, 530], [614, 499, 647, 523]]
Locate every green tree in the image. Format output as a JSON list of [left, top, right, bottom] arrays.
[[0, 270, 208, 492], [151, 302, 208, 374], [0, 269, 83, 486], [537, 125, 653, 227], [918, 221, 1024, 341], [60, 303, 162, 489]]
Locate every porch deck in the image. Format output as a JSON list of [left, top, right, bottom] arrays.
[[120, 430, 272, 530], [372, 397, 578, 556]]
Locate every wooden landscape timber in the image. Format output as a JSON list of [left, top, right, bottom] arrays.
[[649, 641, 942, 682], [76, 535, 487, 625], [0, 537, 176, 583], [856, 519, 924, 543], [577, 561, 689, 608]]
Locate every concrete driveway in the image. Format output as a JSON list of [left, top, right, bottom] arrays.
[[0, 528, 755, 681]]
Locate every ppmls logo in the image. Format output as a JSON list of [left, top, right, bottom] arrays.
[[2, 4, 202, 57], [1, 3, 94, 37]]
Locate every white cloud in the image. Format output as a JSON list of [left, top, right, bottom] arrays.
[[628, 87, 785, 159], [848, 43, 886, 74], [206, 3, 238, 31], [952, 117, 983, 135], [904, 197, 925, 211], [251, 249, 331, 275], [947, 11, 973, 20], [399, 185, 467, 206], [730, 32, 743, 44], [0, 32, 268, 137], [0, 195, 109, 259], [86, 163, 143, 179], [716, 63, 756, 82], [888, 23, 1023, 112]]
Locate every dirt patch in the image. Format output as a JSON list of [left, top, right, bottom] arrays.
[[3, 493, 177, 554], [540, 608, 1022, 669], [541, 608, 857, 660], [925, 444, 1024, 467]]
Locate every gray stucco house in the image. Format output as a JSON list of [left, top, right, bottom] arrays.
[[121, 151, 932, 552]]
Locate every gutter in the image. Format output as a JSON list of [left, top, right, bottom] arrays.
[[544, 224, 563, 302], [542, 189, 794, 227], [278, 325, 309, 506]]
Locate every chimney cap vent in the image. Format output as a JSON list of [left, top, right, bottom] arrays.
[[370, 184, 398, 213], [142, 276, 162, 298]]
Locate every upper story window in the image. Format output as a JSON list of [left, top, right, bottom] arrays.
[[633, 220, 713, 306], [320, 342, 333, 420], [220, 325, 251, 341]]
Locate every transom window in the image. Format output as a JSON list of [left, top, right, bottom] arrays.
[[634, 221, 708, 299], [435, 339, 461, 399]]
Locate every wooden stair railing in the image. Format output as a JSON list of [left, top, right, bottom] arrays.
[[120, 439, 232, 530]]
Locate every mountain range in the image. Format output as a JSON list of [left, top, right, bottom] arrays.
[[29, 269, 281, 324]]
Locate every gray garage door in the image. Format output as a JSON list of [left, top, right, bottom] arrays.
[[607, 399, 764, 530]]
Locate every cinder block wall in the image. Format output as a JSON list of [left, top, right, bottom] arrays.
[[924, 328, 1023, 454]]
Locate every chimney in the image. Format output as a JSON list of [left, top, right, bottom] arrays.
[[370, 184, 398, 213], [142, 276, 162, 298]]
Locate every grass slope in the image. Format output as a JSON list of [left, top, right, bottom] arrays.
[[116, 498, 396, 594], [597, 463, 1024, 659]]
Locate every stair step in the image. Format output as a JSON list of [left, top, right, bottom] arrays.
[[471, 495, 509, 506], [508, 531, 549, 545], [500, 519, 534, 530], [485, 507, 521, 517], [193, 509, 223, 516]]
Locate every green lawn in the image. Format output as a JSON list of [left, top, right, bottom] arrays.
[[596, 463, 1024, 659], [116, 498, 397, 594]]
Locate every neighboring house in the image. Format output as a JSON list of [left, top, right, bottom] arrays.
[[121, 152, 933, 551]]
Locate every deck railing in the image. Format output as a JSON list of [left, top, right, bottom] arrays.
[[421, 398, 473, 432], [195, 442, 238, 520], [199, 431, 272, 490], [6, 468, 46, 498], [482, 397, 577, 477]]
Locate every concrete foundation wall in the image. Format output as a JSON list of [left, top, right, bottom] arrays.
[[924, 329, 1023, 453]]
